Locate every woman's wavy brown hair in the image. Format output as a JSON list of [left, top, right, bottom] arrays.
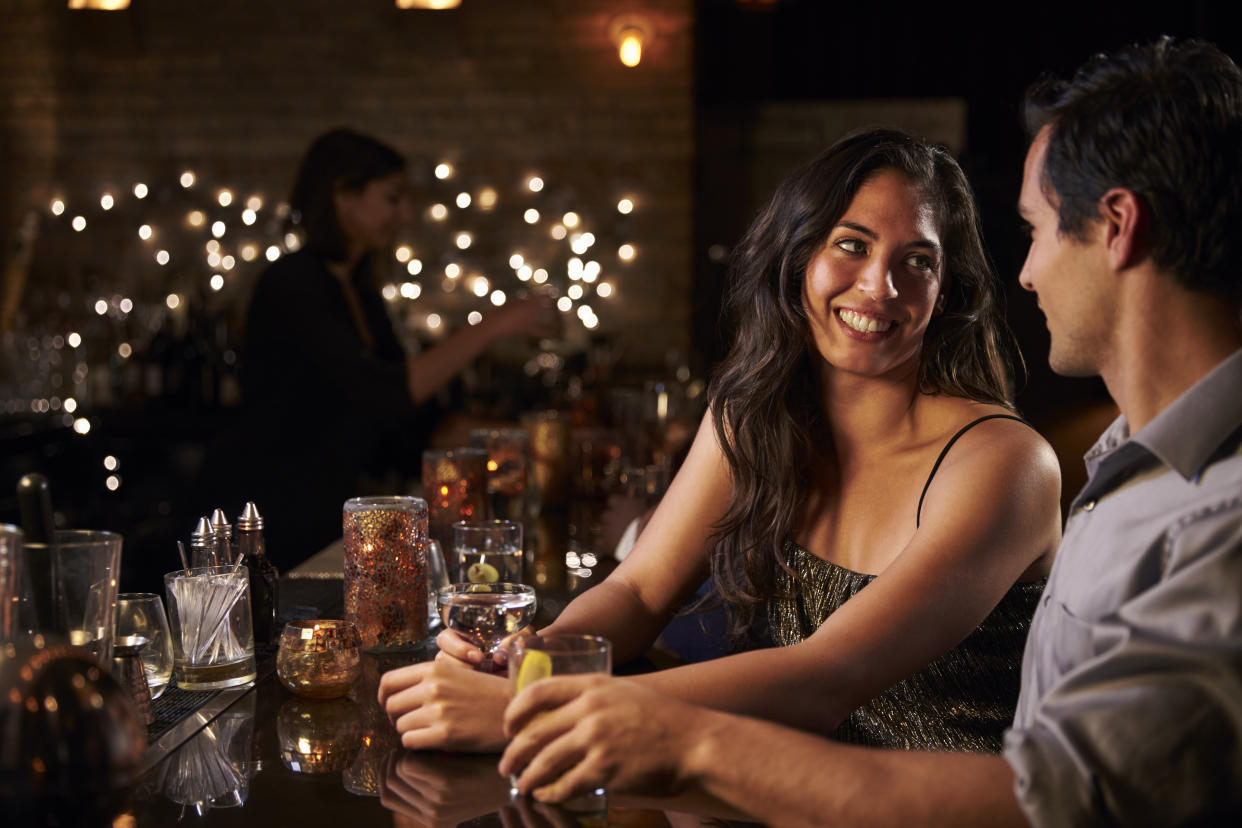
[[705, 127, 1019, 642]]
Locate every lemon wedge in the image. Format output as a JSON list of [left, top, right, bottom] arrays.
[[467, 561, 500, 584], [515, 649, 553, 693]]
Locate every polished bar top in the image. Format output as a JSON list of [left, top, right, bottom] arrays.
[[116, 514, 753, 826]]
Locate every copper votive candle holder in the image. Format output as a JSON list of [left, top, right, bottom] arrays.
[[423, 448, 488, 552], [277, 620, 362, 699]]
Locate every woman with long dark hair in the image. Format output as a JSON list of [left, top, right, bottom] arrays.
[[380, 127, 1061, 752], [238, 128, 559, 567]]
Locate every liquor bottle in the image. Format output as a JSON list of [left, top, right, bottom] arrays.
[[236, 501, 279, 649]]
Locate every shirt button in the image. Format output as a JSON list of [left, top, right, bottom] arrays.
[[1083, 499, 1096, 512]]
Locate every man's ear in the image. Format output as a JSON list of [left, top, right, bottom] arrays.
[[1098, 188, 1146, 271]]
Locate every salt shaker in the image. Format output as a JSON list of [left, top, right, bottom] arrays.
[[190, 517, 216, 568], [210, 508, 233, 566]]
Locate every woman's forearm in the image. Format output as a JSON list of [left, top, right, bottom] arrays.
[[540, 578, 673, 665], [631, 643, 856, 736]]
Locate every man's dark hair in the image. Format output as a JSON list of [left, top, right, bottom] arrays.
[[1024, 37, 1242, 303]]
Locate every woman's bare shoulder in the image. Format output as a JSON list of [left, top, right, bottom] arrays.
[[916, 397, 1061, 522]]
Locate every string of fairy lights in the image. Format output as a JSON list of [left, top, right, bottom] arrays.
[[6, 158, 642, 492]]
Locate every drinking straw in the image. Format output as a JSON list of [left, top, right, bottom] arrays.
[[177, 540, 190, 571]]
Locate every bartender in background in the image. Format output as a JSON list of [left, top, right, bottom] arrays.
[[237, 128, 560, 569]]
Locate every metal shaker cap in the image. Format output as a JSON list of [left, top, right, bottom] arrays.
[[210, 508, 231, 540], [191, 516, 215, 543], [236, 501, 264, 531]]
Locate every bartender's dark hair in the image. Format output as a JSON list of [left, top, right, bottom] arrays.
[[288, 128, 406, 262], [704, 127, 1017, 642], [1024, 37, 1242, 303]]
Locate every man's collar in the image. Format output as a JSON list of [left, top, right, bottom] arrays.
[[1123, 348, 1242, 480]]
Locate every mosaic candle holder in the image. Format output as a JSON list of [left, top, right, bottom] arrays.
[[470, 428, 530, 520], [276, 620, 362, 699], [524, 410, 571, 509], [422, 448, 488, 554], [343, 496, 429, 650]]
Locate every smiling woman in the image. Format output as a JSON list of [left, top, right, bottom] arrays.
[[801, 170, 944, 381], [380, 127, 1062, 757]]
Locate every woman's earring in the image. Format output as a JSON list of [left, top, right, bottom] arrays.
[[934, 294, 946, 314]]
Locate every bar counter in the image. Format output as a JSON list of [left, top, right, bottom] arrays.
[[118, 536, 749, 827]]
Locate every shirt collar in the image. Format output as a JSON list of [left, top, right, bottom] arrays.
[[1085, 348, 1242, 482]]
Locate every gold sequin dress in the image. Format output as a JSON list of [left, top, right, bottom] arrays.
[[768, 540, 1045, 752]]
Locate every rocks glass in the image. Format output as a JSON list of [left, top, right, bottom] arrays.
[[164, 565, 256, 691]]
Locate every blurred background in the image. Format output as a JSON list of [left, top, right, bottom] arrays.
[[2, 0, 1237, 591]]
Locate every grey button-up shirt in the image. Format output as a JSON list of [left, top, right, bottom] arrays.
[[1004, 348, 1242, 825]]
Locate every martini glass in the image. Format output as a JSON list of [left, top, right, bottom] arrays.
[[437, 582, 535, 672]]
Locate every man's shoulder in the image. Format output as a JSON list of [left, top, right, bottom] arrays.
[[1168, 427, 1242, 540]]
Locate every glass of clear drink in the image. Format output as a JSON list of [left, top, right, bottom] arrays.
[[452, 520, 523, 585], [438, 582, 535, 672], [116, 592, 175, 699], [508, 633, 613, 819]]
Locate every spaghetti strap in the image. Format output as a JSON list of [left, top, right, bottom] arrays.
[[915, 414, 1030, 528]]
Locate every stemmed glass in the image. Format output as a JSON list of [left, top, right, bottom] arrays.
[[116, 592, 175, 699], [437, 583, 535, 672]]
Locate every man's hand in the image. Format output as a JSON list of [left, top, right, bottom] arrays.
[[499, 675, 706, 802], [378, 658, 510, 752]]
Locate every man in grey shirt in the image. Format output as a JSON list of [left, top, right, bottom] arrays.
[[499, 37, 1242, 826]]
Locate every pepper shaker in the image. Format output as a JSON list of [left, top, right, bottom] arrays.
[[237, 502, 279, 649]]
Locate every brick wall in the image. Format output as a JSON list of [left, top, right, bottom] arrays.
[[1, 0, 694, 388]]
